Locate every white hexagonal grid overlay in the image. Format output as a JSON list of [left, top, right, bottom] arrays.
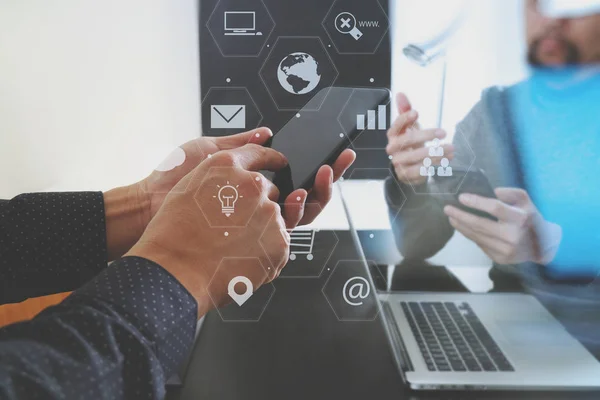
[[322, 259, 388, 322], [259, 202, 340, 279], [139, 141, 207, 196], [201, 86, 264, 135], [194, 166, 264, 230], [322, 0, 390, 55], [259, 36, 339, 112], [337, 87, 392, 150], [208, 257, 276, 323], [206, 0, 275, 58], [391, 122, 477, 197]]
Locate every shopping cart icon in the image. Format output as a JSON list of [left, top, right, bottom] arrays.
[[288, 229, 318, 261]]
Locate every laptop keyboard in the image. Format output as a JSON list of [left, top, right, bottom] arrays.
[[401, 301, 514, 372]]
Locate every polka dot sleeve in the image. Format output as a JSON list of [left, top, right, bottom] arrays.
[[0, 256, 197, 399], [0, 192, 108, 305]]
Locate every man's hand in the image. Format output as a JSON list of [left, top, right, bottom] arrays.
[[386, 93, 454, 186], [140, 128, 355, 225], [105, 128, 355, 260], [282, 150, 355, 228], [126, 144, 295, 318], [139, 128, 276, 220], [444, 188, 562, 265]]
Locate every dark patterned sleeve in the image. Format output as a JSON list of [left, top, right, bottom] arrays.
[[0, 192, 108, 305], [0, 256, 198, 400]]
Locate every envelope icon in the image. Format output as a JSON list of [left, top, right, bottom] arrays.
[[211, 105, 246, 129]]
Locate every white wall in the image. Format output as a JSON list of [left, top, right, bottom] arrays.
[[392, 0, 529, 135], [0, 0, 201, 198], [0, 0, 529, 198]]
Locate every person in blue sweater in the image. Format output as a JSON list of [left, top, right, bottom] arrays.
[[385, 0, 600, 355]]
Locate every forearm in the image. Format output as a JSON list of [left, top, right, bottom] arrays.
[[0, 257, 197, 399], [103, 185, 150, 262]]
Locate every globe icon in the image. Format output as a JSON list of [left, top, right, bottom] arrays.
[[277, 52, 322, 95]]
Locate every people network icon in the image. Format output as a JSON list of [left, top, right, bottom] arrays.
[[420, 138, 453, 178]]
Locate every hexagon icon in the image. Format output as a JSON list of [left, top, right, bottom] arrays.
[[322, 260, 387, 322], [194, 166, 263, 229], [260, 202, 339, 279], [338, 88, 391, 150], [201, 87, 263, 137], [391, 124, 476, 196], [323, 0, 390, 55], [206, 0, 275, 57], [259, 36, 339, 111], [207, 257, 275, 322], [139, 141, 207, 196]]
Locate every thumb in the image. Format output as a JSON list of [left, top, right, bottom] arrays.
[[396, 92, 412, 114], [213, 127, 273, 150]]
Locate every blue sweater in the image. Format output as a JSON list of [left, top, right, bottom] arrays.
[[510, 67, 600, 279]]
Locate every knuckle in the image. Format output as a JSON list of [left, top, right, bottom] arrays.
[[253, 172, 267, 189], [386, 127, 394, 139], [212, 151, 236, 167], [271, 184, 281, 198], [264, 201, 280, 215]]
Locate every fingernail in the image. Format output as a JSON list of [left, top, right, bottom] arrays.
[[459, 194, 473, 204], [257, 127, 272, 137], [408, 110, 418, 119], [436, 130, 447, 138], [279, 153, 289, 165]]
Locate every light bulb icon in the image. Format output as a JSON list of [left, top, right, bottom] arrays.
[[215, 181, 242, 217]]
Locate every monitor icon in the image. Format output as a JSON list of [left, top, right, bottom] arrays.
[[224, 11, 263, 36]]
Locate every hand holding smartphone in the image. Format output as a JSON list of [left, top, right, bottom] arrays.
[[431, 167, 498, 221], [268, 87, 390, 200]]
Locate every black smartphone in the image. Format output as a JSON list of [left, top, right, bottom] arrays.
[[268, 87, 391, 200], [431, 167, 498, 221]]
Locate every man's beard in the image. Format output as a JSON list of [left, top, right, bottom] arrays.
[[527, 36, 581, 66]]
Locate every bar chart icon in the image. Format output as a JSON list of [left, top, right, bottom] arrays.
[[356, 104, 387, 131]]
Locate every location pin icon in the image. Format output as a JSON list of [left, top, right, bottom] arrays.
[[228, 276, 254, 306]]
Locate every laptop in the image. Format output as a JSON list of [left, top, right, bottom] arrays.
[[380, 293, 600, 391], [338, 181, 600, 391]]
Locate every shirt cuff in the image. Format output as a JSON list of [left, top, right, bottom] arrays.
[[71, 256, 198, 375]]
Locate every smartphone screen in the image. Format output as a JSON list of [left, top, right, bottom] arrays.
[[269, 87, 390, 199], [431, 167, 498, 221]]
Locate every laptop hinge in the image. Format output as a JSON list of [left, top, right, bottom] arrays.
[[383, 302, 414, 374]]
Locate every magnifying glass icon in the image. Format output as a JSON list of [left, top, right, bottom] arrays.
[[335, 12, 363, 41]]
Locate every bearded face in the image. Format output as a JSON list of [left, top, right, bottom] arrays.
[[525, 0, 600, 66]]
